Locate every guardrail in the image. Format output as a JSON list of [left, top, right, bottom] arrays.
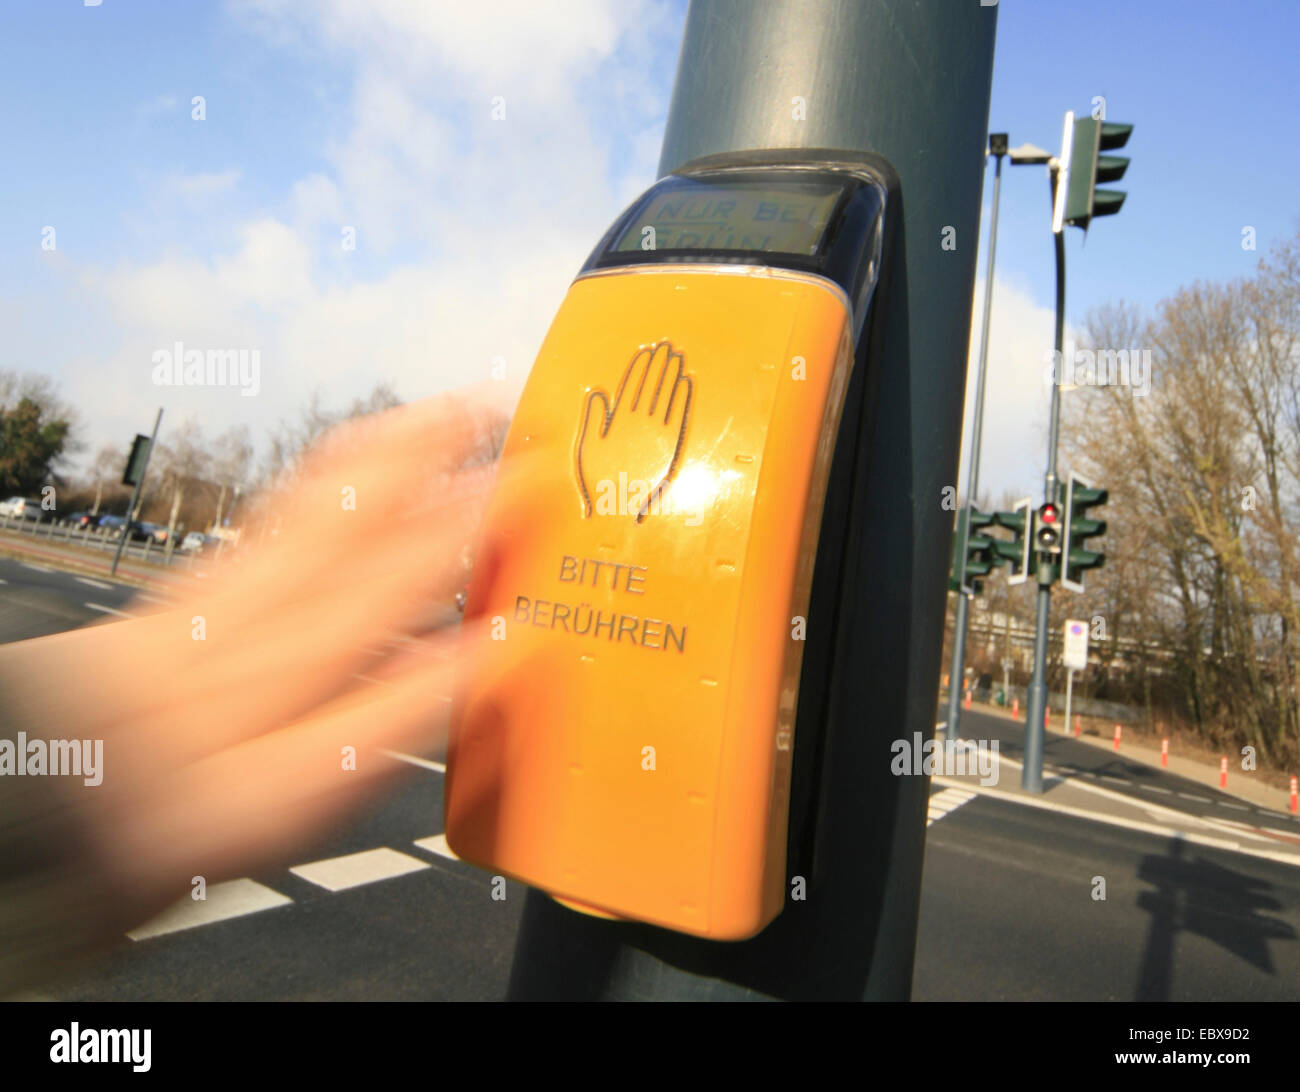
[[0, 513, 226, 569]]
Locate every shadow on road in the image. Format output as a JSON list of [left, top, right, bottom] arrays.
[[1134, 839, 1296, 1000]]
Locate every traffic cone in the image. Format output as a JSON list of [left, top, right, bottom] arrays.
[[1290, 776, 1297, 815], [1219, 756, 1228, 789], [1012, 697, 1019, 717], [1113, 724, 1121, 750], [964, 689, 972, 710], [1161, 738, 1169, 768], [1074, 715, 1082, 736]]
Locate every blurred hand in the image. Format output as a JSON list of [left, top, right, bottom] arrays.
[[0, 390, 522, 944]]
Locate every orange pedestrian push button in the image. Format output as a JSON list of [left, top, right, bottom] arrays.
[[445, 152, 893, 939]]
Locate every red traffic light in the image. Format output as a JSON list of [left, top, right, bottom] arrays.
[[1036, 503, 1062, 551]]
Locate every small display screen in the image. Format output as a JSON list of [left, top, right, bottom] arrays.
[[612, 178, 844, 257]]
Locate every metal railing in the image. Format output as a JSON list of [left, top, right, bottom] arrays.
[[0, 513, 225, 570]]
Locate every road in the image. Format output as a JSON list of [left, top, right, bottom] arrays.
[[0, 556, 143, 642], [2, 562, 1298, 1000], [949, 706, 1300, 828]]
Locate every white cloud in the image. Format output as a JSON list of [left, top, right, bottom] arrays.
[[66, 0, 679, 473], [161, 169, 242, 201], [134, 92, 178, 121], [956, 275, 1079, 503]]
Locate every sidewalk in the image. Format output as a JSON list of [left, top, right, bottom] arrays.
[[963, 698, 1298, 818], [929, 745, 1300, 870]]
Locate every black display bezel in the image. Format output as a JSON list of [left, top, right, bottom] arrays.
[[579, 159, 889, 344]]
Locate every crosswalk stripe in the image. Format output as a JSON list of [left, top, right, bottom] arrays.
[[128, 879, 292, 941], [290, 847, 429, 892], [85, 602, 131, 617], [413, 834, 459, 861], [927, 787, 976, 827], [381, 750, 446, 773]]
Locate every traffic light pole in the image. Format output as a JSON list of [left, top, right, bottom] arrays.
[[506, 0, 998, 999], [1022, 166, 1066, 793], [945, 147, 1004, 742]]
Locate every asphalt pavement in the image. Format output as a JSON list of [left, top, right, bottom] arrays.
[[3, 560, 1299, 1000]]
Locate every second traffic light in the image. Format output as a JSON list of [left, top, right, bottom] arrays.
[[950, 507, 999, 594], [1062, 471, 1108, 592], [1053, 112, 1133, 233], [992, 497, 1033, 585]]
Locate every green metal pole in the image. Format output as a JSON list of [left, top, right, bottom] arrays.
[[508, 0, 998, 1000]]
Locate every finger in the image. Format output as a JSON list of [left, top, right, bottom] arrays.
[[110, 450, 547, 772], [201, 394, 509, 616], [103, 615, 539, 906], [119, 506, 486, 768]]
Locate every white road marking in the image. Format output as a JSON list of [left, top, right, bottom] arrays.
[[927, 787, 976, 827], [1192, 815, 1300, 846], [381, 749, 446, 773], [413, 834, 459, 860], [1178, 793, 1212, 803], [975, 750, 1285, 830], [127, 879, 292, 941], [84, 602, 131, 617], [21, 562, 51, 573], [1100, 775, 1128, 785], [290, 847, 430, 892], [930, 774, 1300, 869], [75, 576, 113, 590], [0, 577, 7, 584], [1140, 785, 1172, 795], [1220, 802, 1248, 811]]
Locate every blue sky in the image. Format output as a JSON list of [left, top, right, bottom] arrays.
[[1, 0, 1297, 496]]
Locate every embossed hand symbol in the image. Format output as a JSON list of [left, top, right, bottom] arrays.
[[574, 340, 694, 522]]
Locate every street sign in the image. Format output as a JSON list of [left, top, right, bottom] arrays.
[[1063, 619, 1089, 670]]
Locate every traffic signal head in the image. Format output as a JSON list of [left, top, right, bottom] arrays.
[[992, 497, 1033, 585], [122, 434, 151, 487], [1035, 501, 1062, 553], [1053, 112, 1132, 233], [988, 132, 1008, 157], [1062, 471, 1109, 592], [951, 507, 1000, 593]]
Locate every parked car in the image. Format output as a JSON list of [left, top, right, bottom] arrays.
[[64, 511, 100, 531], [98, 514, 152, 542], [140, 522, 169, 545], [0, 497, 45, 521], [180, 531, 209, 552]]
